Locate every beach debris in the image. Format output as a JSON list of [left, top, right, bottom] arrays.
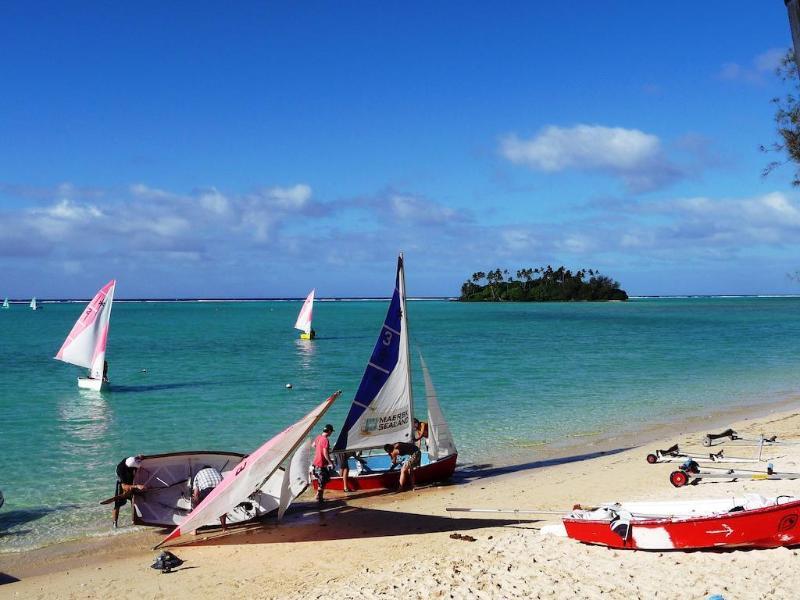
[[151, 551, 184, 573], [450, 533, 477, 542], [286, 383, 293, 389]]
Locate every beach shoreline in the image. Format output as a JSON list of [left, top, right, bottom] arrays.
[[4, 398, 800, 598]]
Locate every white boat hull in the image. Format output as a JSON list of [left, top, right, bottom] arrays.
[[78, 377, 107, 391]]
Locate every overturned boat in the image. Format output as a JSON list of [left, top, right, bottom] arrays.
[[558, 494, 800, 550], [132, 446, 310, 527], [157, 391, 340, 547]]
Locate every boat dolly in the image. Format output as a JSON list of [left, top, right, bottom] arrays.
[[669, 459, 800, 488], [645, 444, 762, 465]]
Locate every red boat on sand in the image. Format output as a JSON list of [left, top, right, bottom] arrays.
[[556, 494, 800, 550]]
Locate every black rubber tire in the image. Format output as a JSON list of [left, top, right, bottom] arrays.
[[646, 453, 657, 464], [670, 470, 689, 488], [702, 436, 712, 447]]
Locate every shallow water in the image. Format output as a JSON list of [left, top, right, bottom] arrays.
[[1, 297, 799, 551]]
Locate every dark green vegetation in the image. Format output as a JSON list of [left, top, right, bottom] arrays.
[[460, 267, 628, 302], [762, 50, 800, 185]]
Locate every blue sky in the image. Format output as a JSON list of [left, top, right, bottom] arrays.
[[1, 2, 799, 297]]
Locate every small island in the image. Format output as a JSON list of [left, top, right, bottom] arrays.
[[459, 266, 628, 302]]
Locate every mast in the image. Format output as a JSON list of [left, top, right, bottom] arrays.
[[398, 252, 414, 438]]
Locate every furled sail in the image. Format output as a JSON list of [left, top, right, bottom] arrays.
[[334, 255, 414, 452], [294, 289, 315, 334], [157, 390, 340, 548], [419, 352, 457, 461], [55, 280, 116, 379]]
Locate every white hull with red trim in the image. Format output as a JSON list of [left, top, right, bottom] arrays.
[[77, 377, 107, 392]]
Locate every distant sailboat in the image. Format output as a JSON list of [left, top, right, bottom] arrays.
[[2, 298, 8, 309], [55, 280, 116, 391], [30, 297, 38, 310], [295, 289, 316, 340]]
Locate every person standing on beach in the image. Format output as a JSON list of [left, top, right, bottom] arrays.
[[192, 465, 227, 530], [312, 424, 335, 503], [112, 455, 145, 528], [384, 441, 421, 491]]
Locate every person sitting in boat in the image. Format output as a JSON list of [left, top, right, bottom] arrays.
[[192, 465, 227, 530], [112, 455, 146, 528], [383, 442, 421, 491], [102, 360, 109, 383], [413, 418, 429, 450], [312, 424, 335, 503]]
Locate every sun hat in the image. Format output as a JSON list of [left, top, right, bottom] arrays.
[[125, 456, 143, 468]]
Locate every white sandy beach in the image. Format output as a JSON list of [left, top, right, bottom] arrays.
[[3, 404, 800, 599]]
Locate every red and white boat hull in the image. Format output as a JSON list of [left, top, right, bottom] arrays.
[[313, 453, 457, 492], [562, 496, 800, 550]]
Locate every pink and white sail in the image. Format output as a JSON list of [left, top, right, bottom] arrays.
[[157, 390, 341, 548], [55, 280, 116, 379], [294, 289, 315, 334]]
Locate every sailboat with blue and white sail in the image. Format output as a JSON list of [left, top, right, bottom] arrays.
[[319, 253, 457, 492]]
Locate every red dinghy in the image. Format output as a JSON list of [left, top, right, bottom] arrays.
[[561, 494, 800, 550]]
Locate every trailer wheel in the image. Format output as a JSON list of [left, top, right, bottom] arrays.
[[670, 471, 689, 488], [646, 453, 657, 464], [702, 436, 711, 447]]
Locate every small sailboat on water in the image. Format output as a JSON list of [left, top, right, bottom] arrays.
[[320, 254, 458, 492], [30, 297, 38, 310], [295, 289, 316, 339], [2, 298, 9, 309], [55, 280, 116, 391]]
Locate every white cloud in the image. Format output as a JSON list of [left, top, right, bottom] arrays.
[[499, 124, 682, 192], [718, 47, 787, 85]]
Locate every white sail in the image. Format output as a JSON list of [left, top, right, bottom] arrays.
[[278, 437, 311, 520], [334, 255, 415, 452], [30, 297, 37, 310], [2, 298, 8, 309], [158, 391, 340, 547], [419, 352, 457, 461], [294, 289, 315, 334], [55, 280, 116, 379]]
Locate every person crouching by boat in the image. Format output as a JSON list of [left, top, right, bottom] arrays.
[[192, 465, 227, 531], [113, 455, 145, 528], [384, 442, 421, 491], [312, 424, 335, 503]]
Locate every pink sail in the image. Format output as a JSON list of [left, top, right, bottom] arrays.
[[294, 289, 315, 334], [55, 280, 116, 379], [157, 390, 341, 548]]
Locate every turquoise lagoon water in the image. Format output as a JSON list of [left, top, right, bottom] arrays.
[[1, 297, 800, 551]]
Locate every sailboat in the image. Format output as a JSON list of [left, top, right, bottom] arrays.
[[55, 280, 116, 391], [295, 289, 316, 339], [321, 254, 458, 492], [130, 441, 312, 527], [2, 298, 8, 309], [30, 297, 37, 310], [156, 391, 340, 548]]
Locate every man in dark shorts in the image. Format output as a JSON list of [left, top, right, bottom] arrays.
[[112, 455, 145, 528], [384, 442, 421, 491], [192, 465, 227, 530], [312, 424, 335, 503]]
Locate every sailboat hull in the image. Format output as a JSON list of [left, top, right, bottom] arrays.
[[315, 452, 457, 492], [131, 451, 298, 528], [300, 331, 315, 340], [78, 377, 107, 392]]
